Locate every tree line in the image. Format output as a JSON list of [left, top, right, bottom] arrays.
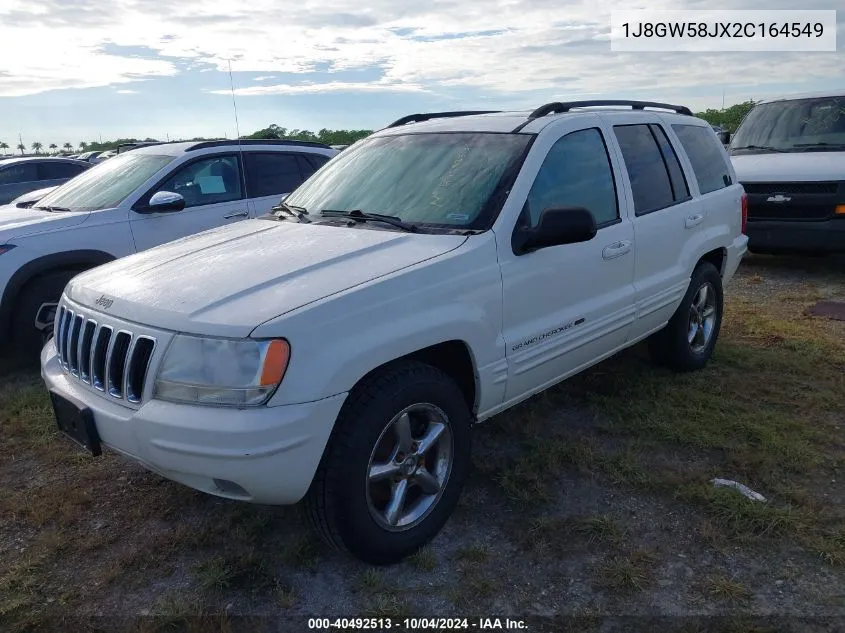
[[0, 127, 374, 157], [1, 100, 757, 157]]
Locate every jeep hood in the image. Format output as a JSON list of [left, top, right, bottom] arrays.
[[731, 151, 845, 183], [66, 219, 468, 337], [0, 205, 88, 241]]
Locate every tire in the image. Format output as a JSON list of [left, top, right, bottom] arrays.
[[304, 360, 472, 565], [10, 270, 79, 362], [648, 261, 723, 372]]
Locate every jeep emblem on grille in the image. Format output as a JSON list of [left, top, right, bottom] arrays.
[[766, 194, 791, 203], [95, 295, 114, 309]]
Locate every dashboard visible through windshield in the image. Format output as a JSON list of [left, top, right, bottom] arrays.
[[35, 153, 176, 212]]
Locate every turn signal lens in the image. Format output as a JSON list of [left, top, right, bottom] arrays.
[[260, 339, 291, 386], [835, 204, 845, 216]]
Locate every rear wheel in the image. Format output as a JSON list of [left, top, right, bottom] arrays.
[[10, 270, 79, 362], [648, 261, 723, 372], [304, 360, 472, 565]]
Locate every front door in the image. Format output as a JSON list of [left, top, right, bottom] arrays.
[[129, 153, 251, 251], [497, 118, 637, 404]]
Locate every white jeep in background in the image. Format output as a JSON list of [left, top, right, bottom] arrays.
[[0, 139, 338, 357], [41, 101, 748, 565]]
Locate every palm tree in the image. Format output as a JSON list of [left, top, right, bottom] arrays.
[[63, 142, 73, 153], [31, 142, 42, 154], [78, 141, 88, 152], [49, 143, 58, 154], [0, 142, 8, 155], [17, 143, 25, 155]]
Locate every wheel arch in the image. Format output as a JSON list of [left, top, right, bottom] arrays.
[[0, 249, 116, 343], [695, 246, 727, 277], [347, 340, 479, 418]]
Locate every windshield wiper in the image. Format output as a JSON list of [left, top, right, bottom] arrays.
[[34, 205, 71, 212], [789, 142, 845, 151], [272, 201, 310, 223], [731, 144, 788, 153], [320, 209, 418, 233]]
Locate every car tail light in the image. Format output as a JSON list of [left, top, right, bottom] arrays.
[[741, 192, 748, 234]]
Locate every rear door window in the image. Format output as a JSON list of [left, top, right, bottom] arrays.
[[244, 153, 305, 198], [613, 124, 676, 215]]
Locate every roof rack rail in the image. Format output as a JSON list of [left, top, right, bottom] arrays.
[[185, 139, 333, 151], [528, 100, 694, 119], [386, 110, 502, 128]]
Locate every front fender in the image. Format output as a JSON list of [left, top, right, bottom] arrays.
[[258, 236, 507, 414]]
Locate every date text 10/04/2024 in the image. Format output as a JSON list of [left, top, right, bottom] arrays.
[[307, 618, 528, 630]]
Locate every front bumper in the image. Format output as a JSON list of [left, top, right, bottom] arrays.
[[41, 342, 346, 505], [746, 219, 845, 254]]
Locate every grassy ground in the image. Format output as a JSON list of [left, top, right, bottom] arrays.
[[1, 254, 844, 632]]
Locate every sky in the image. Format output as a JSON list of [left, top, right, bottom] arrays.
[[0, 0, 842, 146]]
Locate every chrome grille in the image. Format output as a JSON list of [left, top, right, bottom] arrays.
[[54, 306, 156, 404]]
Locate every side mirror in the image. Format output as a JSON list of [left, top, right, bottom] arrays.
[[512, 206, 597, 255], [142, 191, 185, 213], [719, 131, 731, 145]]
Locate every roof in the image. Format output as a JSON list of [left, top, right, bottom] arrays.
[[756, 89, 845, 104], [375, 100, 702, 136], [0, 156, 90, 166], [128, 138, 336, 157]]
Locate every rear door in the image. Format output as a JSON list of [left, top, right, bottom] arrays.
[[244, 152, 317, 216], [669, 122, 742, 237], [605, 115, 705, 340], [0, 162, 39, 204], [130, 153, 251, 251]]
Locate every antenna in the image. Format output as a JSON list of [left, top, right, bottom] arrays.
[[228, 59, 247, 196]]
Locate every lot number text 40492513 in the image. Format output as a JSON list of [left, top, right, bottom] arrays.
[[307, 617, 528, 630]]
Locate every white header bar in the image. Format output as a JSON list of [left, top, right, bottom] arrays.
[[610, 10, 837, 52]]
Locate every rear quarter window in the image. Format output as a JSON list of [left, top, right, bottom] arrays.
[[671, 124, 733, 194]]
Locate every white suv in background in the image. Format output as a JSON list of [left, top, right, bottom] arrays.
[[42, 101, 747, 565], [728, 90, 845, 254], [0, 140, 338, 356]]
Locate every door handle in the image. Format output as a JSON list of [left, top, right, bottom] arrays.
[[685, 213, 704, 228], [602, 240, 632, 260], [223, 210, 249, 219]]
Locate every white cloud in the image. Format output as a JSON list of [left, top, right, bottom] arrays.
[[115, 89, 138, 94], [213, 80, 427, 95], [0, 0, 842, 102]]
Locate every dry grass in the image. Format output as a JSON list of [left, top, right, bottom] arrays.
[[707, 574, 753, 604]]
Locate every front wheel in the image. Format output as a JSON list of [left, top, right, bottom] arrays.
[[304, 360, 472, 565], [648, 261, 723, 372], [10, 270, 79, 363]]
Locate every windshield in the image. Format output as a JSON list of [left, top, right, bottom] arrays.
[[283, 132, 533, 229], [730, 96, 845, 153], [35, 153, 176, 211]]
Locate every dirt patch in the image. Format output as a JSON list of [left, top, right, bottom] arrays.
[[1, 253, 844, 632]]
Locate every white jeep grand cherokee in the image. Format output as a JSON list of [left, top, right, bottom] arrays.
[[41, 101, 748, 565]]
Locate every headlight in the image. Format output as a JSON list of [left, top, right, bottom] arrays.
[[154, 335, 290, 406]]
